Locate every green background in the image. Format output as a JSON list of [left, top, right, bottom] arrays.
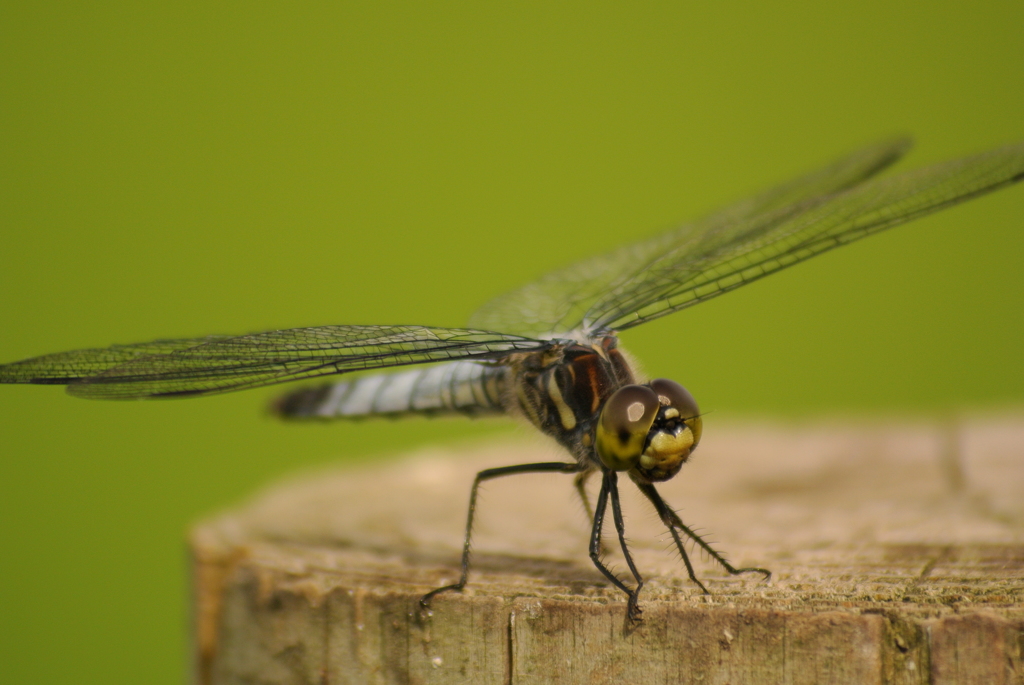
[[1, 3, 1022, 683]]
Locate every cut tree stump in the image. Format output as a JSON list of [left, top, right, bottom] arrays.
[[191, 416, 1024, 685]]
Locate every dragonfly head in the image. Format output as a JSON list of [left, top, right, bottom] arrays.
[[595, 378, 702, 482]]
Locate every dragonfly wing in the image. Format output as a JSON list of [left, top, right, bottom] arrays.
[[0, 337, 234, 385], [588, 140, 1024, 332], [469, 138, 913, 337], [0, 325, 546, 399]]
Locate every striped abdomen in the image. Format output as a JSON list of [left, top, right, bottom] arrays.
[[273, 360, 508, 419]]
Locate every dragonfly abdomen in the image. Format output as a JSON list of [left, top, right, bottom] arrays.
[[272, 360, 508, 420]]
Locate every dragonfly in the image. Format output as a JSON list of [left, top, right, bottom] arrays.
[[3, 138, 1023, 622]]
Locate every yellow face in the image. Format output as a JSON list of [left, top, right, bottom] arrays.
[[595, 378, 702, 482]]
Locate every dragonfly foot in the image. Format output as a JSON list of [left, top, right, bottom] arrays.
[[419, 582, 463, 618], [626, 593, 644, 623], [732, 566, 772, 581]]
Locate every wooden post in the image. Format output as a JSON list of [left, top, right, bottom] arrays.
[[191, 417, 1024, 684]]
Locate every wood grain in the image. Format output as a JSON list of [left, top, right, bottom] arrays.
[[192, 415, 1024, 684]]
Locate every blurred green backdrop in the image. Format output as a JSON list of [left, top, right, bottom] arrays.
[[1, 3, 1023, 683]]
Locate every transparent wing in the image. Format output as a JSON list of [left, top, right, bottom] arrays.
[[590, 140, 1024, 332], [0, 325, 546, 399], [469, 137, 914, 337]]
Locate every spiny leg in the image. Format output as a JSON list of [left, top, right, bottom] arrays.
[[608, 470, 644, 621], [588, 469, 643, 621], [633, 481, 771, 593], [419, 461, 582, 612]]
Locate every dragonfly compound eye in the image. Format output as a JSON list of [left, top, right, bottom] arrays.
[[621, 379, 702, 482], [650, 378, 702, 447], [596, 384, 660, 471]]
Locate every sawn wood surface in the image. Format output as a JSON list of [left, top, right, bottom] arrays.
[[192, 416, 1024, 684]]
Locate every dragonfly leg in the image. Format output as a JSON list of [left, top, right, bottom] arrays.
[[607, 470, 644, 621], [589, 469, 644, 622], [574, 467, 613, 555], [419, 461, 582, 613], [634, 481, 771, 593]]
